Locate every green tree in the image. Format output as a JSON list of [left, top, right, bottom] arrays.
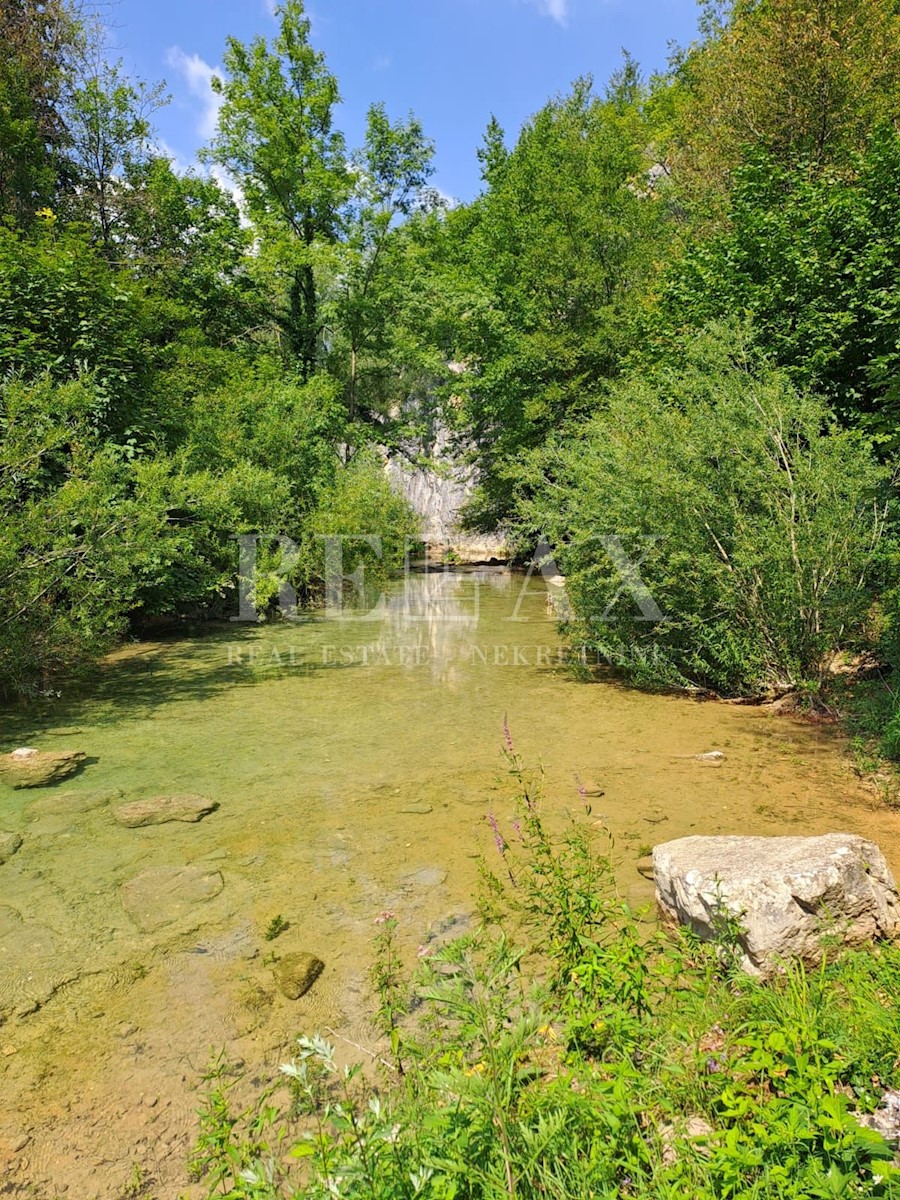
[[446, 77, 670, 526], [204, 0, 350, 379], [0, 214, 153, 442], [332, 102, 435, 427], [0, 0, 80, 224], [665, 0, 900, 213], [64, 56, 167, 254], [651, 128, 900, 449]]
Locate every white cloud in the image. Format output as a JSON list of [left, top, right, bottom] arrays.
[[165, 46, 224, 140], [531, 0, 569, 24]]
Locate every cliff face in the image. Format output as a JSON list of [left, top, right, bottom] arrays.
[[385, 431, 508, 564]]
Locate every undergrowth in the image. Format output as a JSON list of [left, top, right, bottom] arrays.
[[190, 739, 900, 1199]]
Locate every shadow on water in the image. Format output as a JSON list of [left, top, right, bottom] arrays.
[[0, 621, 360, 740]]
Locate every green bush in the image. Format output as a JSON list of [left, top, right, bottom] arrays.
[[525, 326, 893, 697]]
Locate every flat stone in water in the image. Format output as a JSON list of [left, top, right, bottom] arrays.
[[400, 803, 433, 815], [403, 867, 448, 889], [114, 794, 218, 828], [25, 789, 122, 835], [121, 866, 225, 932], [0, 832, 22, 865]]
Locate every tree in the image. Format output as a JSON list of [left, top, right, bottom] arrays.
[[330, 102, 435, 427], [0, 213, 153, 441], [0, 0, 81, 223], [666, 0, 900, 211], [445, 77, 670, 526], [526, 326, 892, 696], [65, 56, 167, 254], [119, 156, 259, 346], [650, 127, 900, 450], [204, 0, 350, 379]]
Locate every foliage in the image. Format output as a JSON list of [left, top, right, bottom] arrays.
[[0, 216, 154, 442], [442, 75, 671, 526], [525, 326, 893, 697], [0, 0, 81, 224], [662, 0, 900, 214], [204, 0, 349, 380], [651, 129, 900, 448]]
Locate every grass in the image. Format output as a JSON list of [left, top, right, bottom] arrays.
[[835, 672, 900, 805], [189, 744, 900, 1199]]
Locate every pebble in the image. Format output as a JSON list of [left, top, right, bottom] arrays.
[[10, 1134, 30, 1153], [400, 803, 433, 815]]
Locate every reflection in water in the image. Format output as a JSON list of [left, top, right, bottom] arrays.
[[373, 569, 515, 683]]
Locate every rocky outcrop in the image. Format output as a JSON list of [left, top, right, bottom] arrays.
[[0, 748, 85, 789], [274, 952, 324, 999], [653, 834, 900, 976], [113, 794, 217, 828], [385, 425, 508, 564]]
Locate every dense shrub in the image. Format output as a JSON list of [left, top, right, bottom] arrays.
[[525, 327, 893, 697]]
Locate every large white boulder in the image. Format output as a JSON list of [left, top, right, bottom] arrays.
[[653, 834, 900, 976]]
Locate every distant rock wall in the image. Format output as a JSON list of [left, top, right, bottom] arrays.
[[385, 429, 508, 564]]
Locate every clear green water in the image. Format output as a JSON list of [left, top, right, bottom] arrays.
[[0, 568, 897, 1195]]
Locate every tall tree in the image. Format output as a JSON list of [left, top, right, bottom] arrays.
[[204, 0, 350, 380], [65, 57, 167, 254], [447, 78, 670, 526], [332, 102, 435, 426], [667, 0, 900, 211]]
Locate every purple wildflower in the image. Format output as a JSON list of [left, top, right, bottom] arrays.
[[373, 910, 395, 926], [502, 714, 514, 754], [486, 811, 507, 856]]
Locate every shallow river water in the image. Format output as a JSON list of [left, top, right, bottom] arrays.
[[1, 568, 899, 1197]]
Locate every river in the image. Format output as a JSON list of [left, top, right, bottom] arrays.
[[1, 568, 898, 1195]]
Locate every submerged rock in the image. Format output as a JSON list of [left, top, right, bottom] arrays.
[[402, 866, 448, 889], [121, 866, 224, 932], [274, 952, 324, 999], [654, 833, 900, 977], [114, 794, 217, 828], [25, 788, 121, 834], [400, 803, 433, 815], [0, 749, 86, 789], [0, 831, 22, 864]]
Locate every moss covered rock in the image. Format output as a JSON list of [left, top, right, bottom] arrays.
[[274, 952, 324, 1000]]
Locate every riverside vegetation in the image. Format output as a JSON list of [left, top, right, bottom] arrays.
[[189, 745, 900, 1199], [1, 0, 900, 759]]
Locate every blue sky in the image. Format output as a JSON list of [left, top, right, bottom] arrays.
[[107, 0, 701, 202]]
